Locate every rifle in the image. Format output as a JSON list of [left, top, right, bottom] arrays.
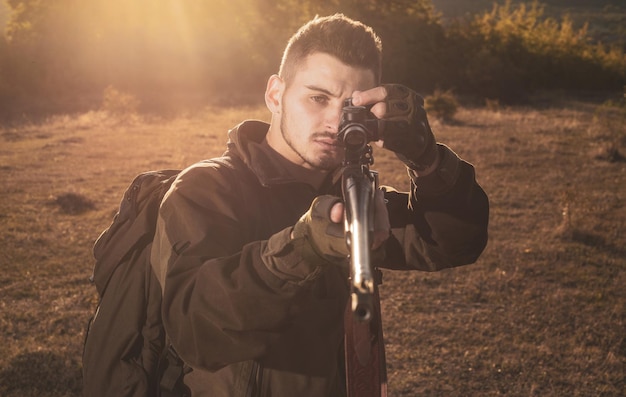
[[338, 99, 388, 397]]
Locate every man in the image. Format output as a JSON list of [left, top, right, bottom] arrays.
[[151, 13, 489, 396]]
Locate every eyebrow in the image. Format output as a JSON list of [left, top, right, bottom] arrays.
[[304, 85, 338, 97]]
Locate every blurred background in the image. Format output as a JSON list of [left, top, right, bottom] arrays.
[[0, 0, 624, 122]]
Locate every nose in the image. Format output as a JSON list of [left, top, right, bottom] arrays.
[[324, 105, 343, 135]]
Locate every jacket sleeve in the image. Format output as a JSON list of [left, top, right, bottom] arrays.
[[150, 162, 324, 372], [382, 144, 489, 271]]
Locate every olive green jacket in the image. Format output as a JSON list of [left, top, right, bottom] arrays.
[[151, 120, 489, 396]]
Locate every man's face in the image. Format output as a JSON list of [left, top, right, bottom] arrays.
[[266, 52, 376, 171]]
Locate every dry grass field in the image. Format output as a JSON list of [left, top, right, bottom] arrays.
[[1, 97, 624, 396]]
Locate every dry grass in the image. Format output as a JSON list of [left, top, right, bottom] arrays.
[[0, 98, 624, 396]]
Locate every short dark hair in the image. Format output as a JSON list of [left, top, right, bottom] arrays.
[[278, 14, 383, 84]]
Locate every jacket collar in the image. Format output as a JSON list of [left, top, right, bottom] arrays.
[[226, 120, 342, 191]]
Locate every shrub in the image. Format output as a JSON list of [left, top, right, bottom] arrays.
[[592, 93, 626, 162], [448, 0, 626, 101], [425, 89, 459, 122], [100, 86, 140, 117], [54, 192, 95, 215]]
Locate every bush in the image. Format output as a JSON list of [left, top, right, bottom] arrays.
[[445, 0, 626, 102], [425, 89, 459, 121], [1, 0, 624, 114], [100, 86, 140, 117], [54, 192, 95, 215]]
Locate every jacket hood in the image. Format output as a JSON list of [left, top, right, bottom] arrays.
[[227, 120, 331, 188], [227, 120, 298, 187]]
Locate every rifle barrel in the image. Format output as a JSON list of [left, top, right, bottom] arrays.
[[343, 166, 376, 322]]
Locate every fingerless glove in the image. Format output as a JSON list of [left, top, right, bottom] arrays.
[[292, 195, 349, 265], [381, 84, 438, 171]]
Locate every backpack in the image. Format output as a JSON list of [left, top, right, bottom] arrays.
[[82, 168, 186, 397]]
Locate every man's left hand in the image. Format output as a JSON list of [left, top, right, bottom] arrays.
[[351, 84, 439, 173]]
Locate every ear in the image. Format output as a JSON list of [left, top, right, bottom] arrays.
[[265, 74, 284, 114]]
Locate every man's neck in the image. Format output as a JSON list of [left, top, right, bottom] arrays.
[[261, 138, 329, 190]]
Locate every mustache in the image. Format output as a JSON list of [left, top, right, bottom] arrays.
[[311, 132, 341, 142]]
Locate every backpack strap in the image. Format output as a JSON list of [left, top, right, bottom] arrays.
[[158, 344, 190, 397], [155, 156, 245, 396], [91, 169, 180, 296]]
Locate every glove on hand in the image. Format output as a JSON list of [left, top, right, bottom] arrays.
[[292, 195, 349, 264], [381, 84, 438, 171]]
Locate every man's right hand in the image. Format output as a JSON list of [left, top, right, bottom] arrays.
[[291, 193, 391, 265], [292, 195, 349, 264]]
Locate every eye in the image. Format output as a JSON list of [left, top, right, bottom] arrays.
[[311, 95, 328, 104]]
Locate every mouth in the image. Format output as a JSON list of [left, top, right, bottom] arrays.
[[313, 135, 342, 150]]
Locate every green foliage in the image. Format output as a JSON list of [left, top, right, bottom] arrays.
[[449, 0, 626, 101], [0, 0, 624, 119], [425, 89, 458, 121]]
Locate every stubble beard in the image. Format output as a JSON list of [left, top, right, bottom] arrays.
[[279, 113, 341, 172]]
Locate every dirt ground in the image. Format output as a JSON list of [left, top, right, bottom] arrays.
[[1, 98, 624, 396]]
